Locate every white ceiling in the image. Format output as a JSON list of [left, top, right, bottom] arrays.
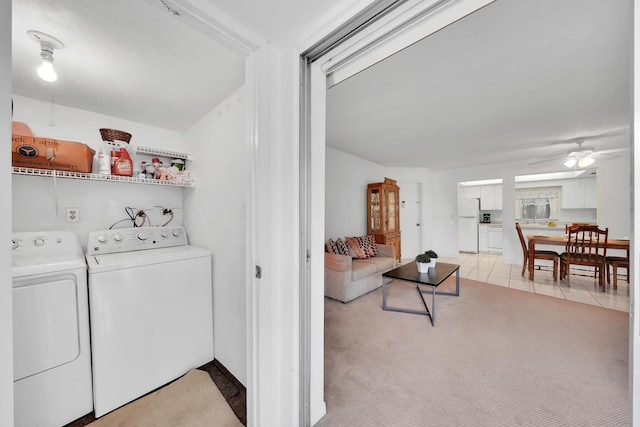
[[12, 0, 632, 172], [326, 0, 632, 171], [12, 0, 247, 132]]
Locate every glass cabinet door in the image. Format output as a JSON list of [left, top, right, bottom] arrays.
[[387, 189, 397, 231], [369, 189, 381, 232]]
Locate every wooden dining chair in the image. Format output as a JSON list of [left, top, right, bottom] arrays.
[[515, 223, 560, 280], [565, 222, 590, 233], [606, 250, 629, 290], [564, 223, 597, 279], [560, 225, 608, 289]]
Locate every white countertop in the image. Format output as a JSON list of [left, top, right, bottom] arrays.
[[479, 222, 596, 230]]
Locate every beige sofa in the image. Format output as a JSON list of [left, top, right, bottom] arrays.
[[324, 244, 396, 303]]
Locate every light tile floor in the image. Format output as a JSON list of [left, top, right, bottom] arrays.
[[402, 253, 630, 312]]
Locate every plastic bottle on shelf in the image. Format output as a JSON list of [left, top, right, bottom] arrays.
[[110, 150, 119, 174], [98, 145, 111, 175], [112, 148, 133, 177]]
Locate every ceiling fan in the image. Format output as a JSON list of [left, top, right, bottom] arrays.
[[528, 129, 628, 168], [529, 141, 622, 168], [563, 141, 595, 168]]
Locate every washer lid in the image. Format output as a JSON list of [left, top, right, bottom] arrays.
[[86, 245, 211, 273]]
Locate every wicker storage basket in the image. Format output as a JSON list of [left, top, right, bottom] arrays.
[[99, 128, 132, 143]]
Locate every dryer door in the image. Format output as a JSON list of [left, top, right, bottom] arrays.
[[13, 274, 80, 381]]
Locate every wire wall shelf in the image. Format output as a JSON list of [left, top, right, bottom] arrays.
[[12, 167, 195, 188], [135, 146, 191, 160]]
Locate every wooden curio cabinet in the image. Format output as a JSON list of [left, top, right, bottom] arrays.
[[367, 177, 401, 261]]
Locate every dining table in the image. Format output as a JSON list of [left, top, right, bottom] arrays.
[[527, 234, 630, 281]]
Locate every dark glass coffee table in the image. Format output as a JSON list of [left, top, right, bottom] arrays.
[[382, 262, 460, 326]]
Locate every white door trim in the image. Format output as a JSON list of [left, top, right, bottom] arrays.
[[630, 0, 639, 422]]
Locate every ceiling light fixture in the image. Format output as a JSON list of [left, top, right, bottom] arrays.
[[564, 141, 594, 169], [578, 156, 595, 168], [27, 30, 64, 82]]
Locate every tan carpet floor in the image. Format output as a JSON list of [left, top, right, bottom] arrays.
[[88, 369, 243, 427], [317, 277, 630, 426]]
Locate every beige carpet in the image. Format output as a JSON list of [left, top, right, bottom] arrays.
[[89, 370, 243, 427], [317, 277, 630, 427]]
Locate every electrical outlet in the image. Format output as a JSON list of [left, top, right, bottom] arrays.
[[66, 207, 80, 222]]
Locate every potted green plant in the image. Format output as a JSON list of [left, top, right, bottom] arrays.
[[415, 250, 438, 273]]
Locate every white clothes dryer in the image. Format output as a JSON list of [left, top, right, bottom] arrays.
[[12, 231, 93, 427], [86, 226, 213, 417]]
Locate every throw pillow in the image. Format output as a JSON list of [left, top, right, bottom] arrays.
[[335, 238, 350, 256], [364, 235, 378, 257], [346, 236, 369, 259], [326, 239, 339, 254]]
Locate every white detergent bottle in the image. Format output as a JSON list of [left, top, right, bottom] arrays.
[[98, 145, 111, 175]]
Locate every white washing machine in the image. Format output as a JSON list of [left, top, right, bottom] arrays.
[[12, 231, 93, 427], [86, 226, 213, 417]]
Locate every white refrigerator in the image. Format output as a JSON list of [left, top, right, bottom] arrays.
[[458, 198, 479, 253]]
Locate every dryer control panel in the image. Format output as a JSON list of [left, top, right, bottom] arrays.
[[87, 226, 188, 255]]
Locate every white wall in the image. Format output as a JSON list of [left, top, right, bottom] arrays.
[[1, 1, 13, 424], [183, 87, 247, 385], [11, 96, 185, 248], [12, 95, 184, 153], [325, 147, 384, 239]]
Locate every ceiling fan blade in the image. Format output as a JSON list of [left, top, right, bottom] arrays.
[[593, 152, 620, 160], [527, 156, 568, 166], [545, 127, 629, 146]]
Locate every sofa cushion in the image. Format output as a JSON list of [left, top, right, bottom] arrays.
[[360, 256, 395, 273], [335, 238, 350, 256], [326, 239, 339, 254], [351, 260, 377, 281], [346, 237, 369, 259], [364, 235, 378, 257]]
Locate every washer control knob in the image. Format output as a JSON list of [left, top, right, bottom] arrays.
[[113, 233, 123, 242], [98, 235, 108, 243], [12, 240, 18, 250], [33, 238, 45, 246], [172, 229, 181, 237], [161, 231, 169, 238], [137, 233, 148, 241]]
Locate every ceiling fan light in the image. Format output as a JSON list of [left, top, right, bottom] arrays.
[[578, 156, 594, 168], [564, 158, 577, 168]]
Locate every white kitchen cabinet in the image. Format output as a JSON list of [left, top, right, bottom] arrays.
[[487, 225, 502, 254], [582, 178, 597, 208], [480, 184, 503, 210], [462, 185, 481, 199], [478, 225, 488, 253], [561, 177, 596, 209], [494, 184, 503, 209]]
